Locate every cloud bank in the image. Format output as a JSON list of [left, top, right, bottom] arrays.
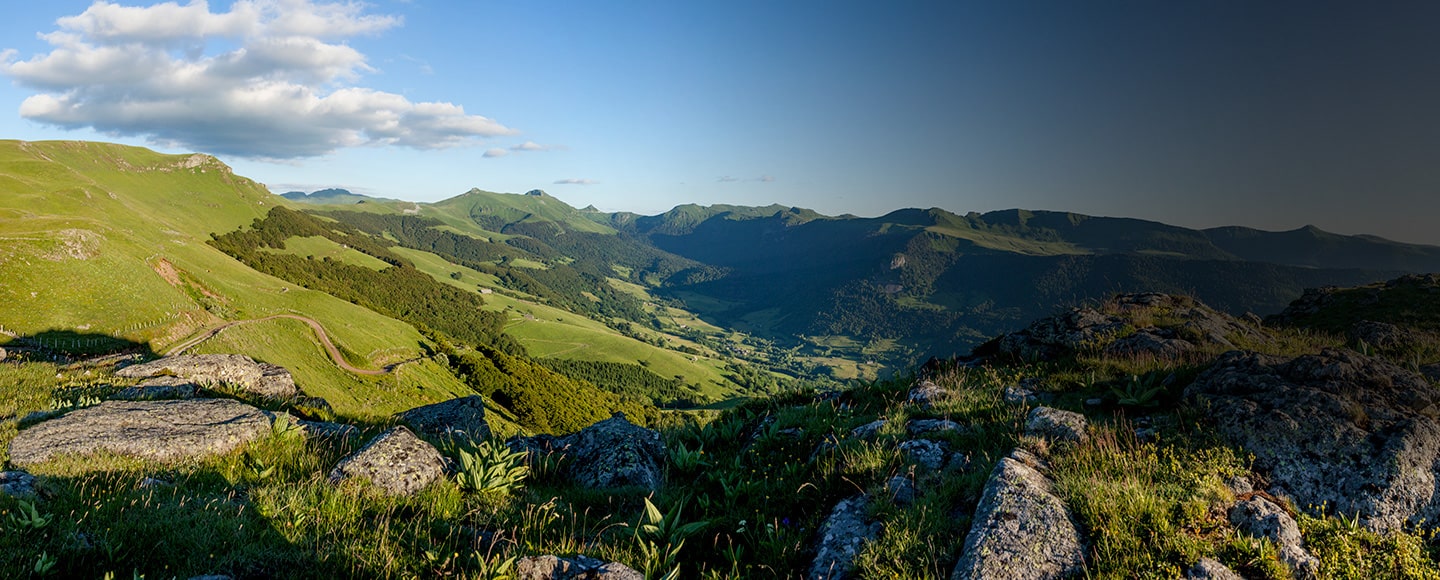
[[0, 0, 515, 159]]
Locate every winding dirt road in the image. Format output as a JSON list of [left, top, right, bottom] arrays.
[[165, 314, 388, 375]]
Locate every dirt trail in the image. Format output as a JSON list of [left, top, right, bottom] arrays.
[[165, 315, 388, 376]]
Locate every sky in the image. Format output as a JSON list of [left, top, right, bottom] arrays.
[[1, 1, 1437, 244]]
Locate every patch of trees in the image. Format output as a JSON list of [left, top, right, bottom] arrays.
[[535, 358, 703, 406]]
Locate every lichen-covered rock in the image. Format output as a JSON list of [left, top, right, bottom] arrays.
[[906, 419, 965, 437], [0, 471, 37, 498], [1003, 383, 1039, 405], [1188, 348, 1440, 532], [908, 380, 948, 408], [850, 419, 887, 439], [329, 426, 445, 496], [898, 439, 949, 470], [1184, 557, 1244, 580], [9, 399, 272, 466], [951, 453, 1085, 580], [1104, 327, 1196, 359], [884, 475, 917, 505], [116, 354, 298, 398], [110, 376, 198, 400], [808, 495, 880, 580], [515, 554, 643, 580], [396, 395, 491, 440], [1025, 407, 1088, 444], [1229, 496, 1318, 578], [563, 412, 666, 491]]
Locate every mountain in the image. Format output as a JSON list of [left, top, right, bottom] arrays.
[[278, 188, 393, 205]]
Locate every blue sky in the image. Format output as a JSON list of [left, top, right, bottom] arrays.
[[2, 1, 1437, 244]]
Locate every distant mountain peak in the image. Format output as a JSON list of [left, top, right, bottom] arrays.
[[526, 189, 548, 197]]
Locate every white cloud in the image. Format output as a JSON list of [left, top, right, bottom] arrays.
[[717, 175, 774, 183], [554, 178, 597, 185], [482, 148, 508, 158], [1, 0, 514, 159]]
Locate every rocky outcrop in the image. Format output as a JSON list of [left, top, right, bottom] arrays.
[[396, 395, 491, 440], [1229, 496, 1317, 578], [1268, 274, 1440, 333], [329, 426, 446, 496], [1187, 348, 1440, 532], [951, 451, 1085, 580], [110, 376, 198, 400], [515, 555, 643, 580], [906, 419, 964, 437], [9, 399, 272, 466], [983, 293, 1262, 362], [1024, 407, 1088, 444], [508, 412, 666, 492], [808, 495, 880, 580], [898, 439, 950, 471], [907, 380, 948, 408], [116, 354, 299, 398], [850, 419, 887, 439]]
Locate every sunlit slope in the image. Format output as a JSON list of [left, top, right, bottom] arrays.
[[0, 140, 423, 365]]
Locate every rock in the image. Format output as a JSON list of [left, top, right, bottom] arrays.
[[808, 495, 880, 580], [509, 413, 667, 491], [983, 293, 1260, 362], [1003, 384, 1039, 405], [850, 419, 887, 440], [951, 453, 1085, 580], [9, 399, 272, 466], [515, 554, 643, 580], [329, 426, 446, 496], [898, 439, 949, 470], [1104, 327, 1196, 359], [1229, 496, 1318, 578], [1024, 407, 1088, 444], [908, 380, 948, 408], [562, 412, 667, 491], [396, 395, 491, 441], [0, 346, 7, 362], [1188, 348, 1440, 532], [884, 475, 917, 505], [906, 419, 965, 437], [1348, 320, 1415, 351], [808, 435, 841, 463], [0, 471, 37, 497], [115, 354, 299, 398], [1184, 557, 1244, 580], [1084, 398, 1104, 407], [111, 376, 199, 400]]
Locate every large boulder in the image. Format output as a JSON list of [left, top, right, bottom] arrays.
[[808, 495, 880, 580], [396, 395, 491, 441], [563, 412, 666, 491], [110, 376, 199, 400], [982, 293, 1262, 362], [329, 426, 446, 496], [9, 399, 272, 466], [1187, 348, 1440, 532], [116, 354, 298, 398], [951, 451, 1085, 580]]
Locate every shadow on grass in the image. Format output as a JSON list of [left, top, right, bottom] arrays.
[[4, 329, 155, 361]]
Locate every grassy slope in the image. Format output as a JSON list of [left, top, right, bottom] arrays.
[[0, 140, 425, 367]]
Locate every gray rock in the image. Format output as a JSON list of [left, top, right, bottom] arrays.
[[1104, 327, 1196, 359], [0, 346, 7, 362], [1084, 398, 1104, 407], [906, 419, 965, 437], [1188, 348, 1440, 532], [111, 376, 199, 400], [1184, 557, 1244, 580], [116, 354, 298, 398], [951, 455, 1085, 580], [988, 293, 1260, 362], [908, 380, 948, 408], [563, 412, 667, 491], [808, 495, 880, 580], [1025, 407, 1088, 444], [329, 426, 445, 496], [1229, 496, 1317, 578], [850, 419, 887, 440], [884, 475, 917, 505], [9, 399, 272, 466], [1002, 385, 1034, 405], [396, 395, 491, 441], [515, 554, 643, 580], [0, 470, 37, 497], [898, 439, 949, 470]]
